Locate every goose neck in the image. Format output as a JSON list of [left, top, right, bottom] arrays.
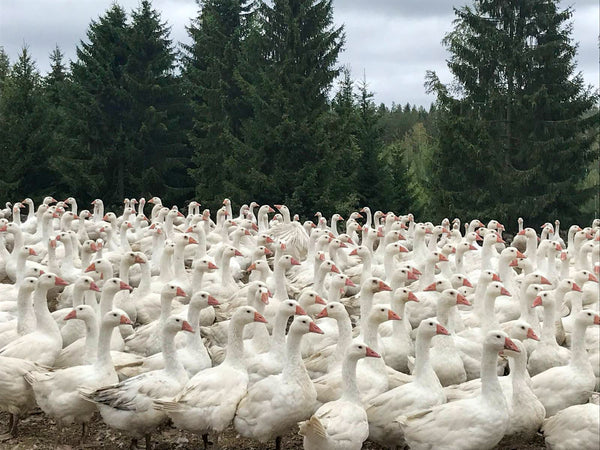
[[93, 320, 114, 370], [162, 329, 184, 375], [413, 331, 436, 383], [33, 285, 59, 336], [16, 289, 35, 335], [540, 301, 557, 344], [570, 320, 592, 369], [223, 318, 246, 367], [339, 355, 361, 403], [359, 290, 374, 331], [480, 344, 504, 400]]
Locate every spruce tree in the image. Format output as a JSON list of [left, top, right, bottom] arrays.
[[238, 0, 344, 216], [59, 4, 132, 206], [126, 0, 192, 204], [0, 48, 52, 199], [184, 0, 251, 210], [427, 0, 598, 228]]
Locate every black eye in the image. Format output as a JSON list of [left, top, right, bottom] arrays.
[[358, 345, 363, 349], [113, 313, 117, 317], [496, 334, 501, 338], [521, 326, 525, 329], [176, 318, 180, 322], [329, 305, 334, 308]]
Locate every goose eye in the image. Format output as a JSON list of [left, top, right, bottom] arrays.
[[521, 326, 525, 329], [358, 345, 363, 349], [176, 318, 180, 322], [496, 334, 501, 339], [113, 313, 117, 317]]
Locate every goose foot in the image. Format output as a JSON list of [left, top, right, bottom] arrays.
[[10, 414, 19, 438], [129, 437, 139, 449], [145, 433, 152, 449], [275, 435, 282, 450]]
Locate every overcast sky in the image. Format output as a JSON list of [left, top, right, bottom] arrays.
[[0, 0, 597, 106]]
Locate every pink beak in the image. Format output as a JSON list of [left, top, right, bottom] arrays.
[[436, 324, 450, 335], [345, 278, 356, 287], [207, 295, 219, 306], [182, 320, 194, 332], [290, 258, 301, 266], [572, 283, 582, 292], [315, 295, 327, 305], [175, 287, 187, 297], [64, 310, 77, 321], [527, 328, 539, 341], [120, 281, 133, 291], [55, 276, 69, 286], [316, 307, 328, 319], [120, 315, 133, 325], [500, 287, 511, 296], [532, 296, 543, 307], [208, 262, 218, 270], [365, 346, 380, 358], [388, 310, 401, 321], [378, 281, 392, 292], [463, 279, 473, 288], [254, 312, 267, 323], [90, 282, 100, 292], [424, 282, 437, 292], [309, 322, 324, 334], [456, 293, 471, 306], [295, 305, 306, 315], [504, 337, 520, 352], [331, 265, 340, 274], [407, 291, 419, 302]]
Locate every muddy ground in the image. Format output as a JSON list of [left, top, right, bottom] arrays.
[[1, 411, 545, 449]]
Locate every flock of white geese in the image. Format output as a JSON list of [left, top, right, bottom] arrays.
[[0, 196, 598, 450]]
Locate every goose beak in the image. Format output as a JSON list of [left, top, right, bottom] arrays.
[[378, 281, 392, 292], [208, 262, 218, 270], [309, 322, 324, 334], [295, 305, 306, 315], [436, 324, 449, 335], [188, 237, 198, 244], [247, 263, 257, 272], [462, 279, 473, 288], [28, 248, 37, 256], [527, 328, 539, 341], [120, 281, 133, 291], [64, 310, 77, 320], [331, 265, 340, 274], [532, 296, 543, 307], [260, 293, 270, 305], [89, 282, 100, 292], [424, 282, 437, 292], [290, 258, 301, 266], [504, 337, 520, 352], [412, 268, 422, 276], [175, 287, 187, 297], [85, 263, 96, 273], [594, 315, 600, 325], [588, 273, 598, 282], [345, 278, 356, 287], [572, 283, 582, 292], [349, 249, 358, 256], [492, 273, 501, 282], [456, 293, 470, 306], [253, 312, 267, 323], [234, 249, 243, 257], [120, 315, 133, 325], [55, 276, 69, 286], [134, 255, 146, 264], [388, 310, 401, 321], [540, 276, 551, 285], [315, 295, 327, 305], [516, 250, 526, 259], [316, 307, 328, 319], [407, 271, 419, 280], [438, 254, 448, 262], [407, 292, 419, 302], [182, 320, 194, 332], [365, 346, 380, 358], [500, 287, 511, 297], [399, 245, 408, 252]]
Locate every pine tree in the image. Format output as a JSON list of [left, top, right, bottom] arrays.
[[0, 47, 10, 91], [184, 0, 251, 210], [126, 0, 192, 204], [427, 0, 599, 228], [238, 0, 344, 216]]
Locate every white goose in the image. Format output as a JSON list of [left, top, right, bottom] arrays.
[[0, 273, 68, 366], [541, 393, 599, 450], [299, 342, 379, 450], [81, 315, 192, 449], [532, 310, 600, 417], [367, 318, 448, 448], [25, 308, 130, 445], [398, 331, 519, 450], [234, 315, 323, 448], [154, 307, 267, 448]]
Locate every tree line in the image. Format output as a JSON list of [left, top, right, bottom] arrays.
[[0, 0, 597, 231]]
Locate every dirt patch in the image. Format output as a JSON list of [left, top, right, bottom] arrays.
[[0, 411, 545, 449]]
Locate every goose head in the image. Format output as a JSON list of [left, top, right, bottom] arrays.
[[392, 287, 419, 304], [417, 318, 449, 338], [508, 320, 539, 341], [289, 315, 323, 335], [345, 341, 380, 360], [484, 330, 519, 354], [361, 277, 391, 294], [163, 315, 194, 334], [367, 304, 401, 326], [63, 304, 97, 323]]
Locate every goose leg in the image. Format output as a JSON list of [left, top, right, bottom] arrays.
[[275, 435, 282, 450], [130, 437, 139, 449], [79, 422, 88, 445], [145, 433, 152, 449], [202, 433, 211, 449], [0, 414, 15, 441], [10, 415, 19, 438]]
